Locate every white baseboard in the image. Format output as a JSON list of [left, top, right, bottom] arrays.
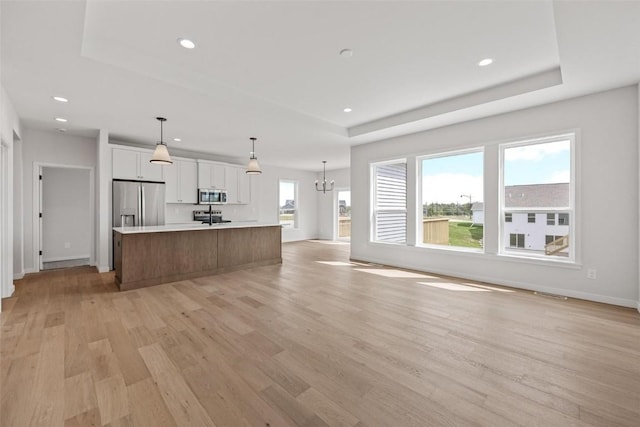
[[355, 254, 638, 309], [13, 272, 24, 280], [97, 265, 111, 273], [23, 268, 36, 275], [42, 254, 90, 263]]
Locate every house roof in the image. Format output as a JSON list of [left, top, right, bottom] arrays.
[[504, 183, 570, 208], [471, 183, 570, 210]]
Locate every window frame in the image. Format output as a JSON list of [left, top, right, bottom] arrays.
[[278, 179, 299, 229], [370, 159, 407, 245], [416, 148, 485, 252], [499, 133, 576, 263]]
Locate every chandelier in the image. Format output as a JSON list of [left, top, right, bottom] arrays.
[[315, 160, 334, 193]]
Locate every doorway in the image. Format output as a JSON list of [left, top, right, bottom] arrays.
[[38, 166, 93, 271], [337, 189, 351, 241]]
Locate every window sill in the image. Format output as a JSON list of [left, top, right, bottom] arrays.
[[496, 252, 581, 269], [367, 241, 582, 269]]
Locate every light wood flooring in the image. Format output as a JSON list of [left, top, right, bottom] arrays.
[[1, 240, 639, 426]]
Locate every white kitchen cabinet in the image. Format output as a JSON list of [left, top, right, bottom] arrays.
[[179, 160, 197, 203], [165, 158, 197, 203], [113, 147, 164, 181], [238, 168, 251, 204], [224, 166, 239, 203], [197, 160, 226, 189], [224, 166, 251, 204]]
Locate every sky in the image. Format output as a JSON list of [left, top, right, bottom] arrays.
[[422, 151, 484, 204], [421, 140, 570, 204]]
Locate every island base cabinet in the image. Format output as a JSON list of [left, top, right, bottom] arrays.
[[218, 227, 282, 268], [114, 226, 281, 291]]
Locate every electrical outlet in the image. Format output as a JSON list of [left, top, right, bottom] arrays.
[[64, 242, 71, 249], [587, 268, 597, 280]]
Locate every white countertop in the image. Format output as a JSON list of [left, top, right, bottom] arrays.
[[113, 221, 281, 234]]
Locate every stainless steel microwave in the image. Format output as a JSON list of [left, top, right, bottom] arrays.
[[197, 188, 227, 205]]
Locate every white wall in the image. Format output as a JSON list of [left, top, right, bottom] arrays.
[[21, 128, 97, 272], [0, 83, 22, 301], [42, 167, 91, 261], [352, 85, 639, 307], [97, 130, 110, 272], [12, 138, 23, 277], [258, 165, 319, 242], [317, 167, 350, 240]]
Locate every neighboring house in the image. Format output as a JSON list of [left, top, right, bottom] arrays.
[[471, 202, 484, 225], [280, 199, 296, 214], [471, 183, 570, 254]]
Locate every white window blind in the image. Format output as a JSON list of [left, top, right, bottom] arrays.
[[372, 161, 407, 243]]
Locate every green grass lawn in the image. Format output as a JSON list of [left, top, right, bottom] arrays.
[[449, 221, 483, 248]]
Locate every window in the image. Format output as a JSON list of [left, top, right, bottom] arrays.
[[279, 180, 297, 228], [547, 213, 555, 225], [501, 134, 574, 260], [419, 150, 484, 250], [372, 160, 406, 243], [558, 213, 569, 225], [510, 233, 525, 248]]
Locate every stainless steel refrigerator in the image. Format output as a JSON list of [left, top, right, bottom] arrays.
[[113, 179, 165, 227]]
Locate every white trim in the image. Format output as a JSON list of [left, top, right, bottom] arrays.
[[498, 132, 578, 263], [97, 265, 110, 273], [42, 255, 90, 263], [416, 148, 485, 251], [13, 273, 24, 280], [367, 239, 582, 270], [278, 178, 299, 229], [32, 162, 96, 273]]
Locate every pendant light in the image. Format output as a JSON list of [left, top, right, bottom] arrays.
[[246, 137, 262, 174], [315, 160, 335, 193], [150, 117, 173, 165]]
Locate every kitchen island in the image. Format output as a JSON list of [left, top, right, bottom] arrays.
[[113, 222, 282, 291]]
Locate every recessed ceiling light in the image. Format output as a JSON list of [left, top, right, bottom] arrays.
[[173, 138, 181, 142], [340, 48, 353, 58], [343, 107, 352, 113], [52, 96, 68, 103], [55, 117, 68, 122], [478, 58, 493, 67], [177, 38, 195, 49]]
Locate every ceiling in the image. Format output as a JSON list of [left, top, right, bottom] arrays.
[[2, 1, 639, 171]]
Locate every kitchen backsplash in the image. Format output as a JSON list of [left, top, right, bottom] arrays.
[[165, 203, 258, 224]]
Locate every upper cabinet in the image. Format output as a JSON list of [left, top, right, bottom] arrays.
[[164, 158, 197, 204], [113, 147, 164, 181], [197, 160, 225, 189], [225, 165, 251, 204], [197, 161, 251, 205], [112, 146, 250, 205]]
